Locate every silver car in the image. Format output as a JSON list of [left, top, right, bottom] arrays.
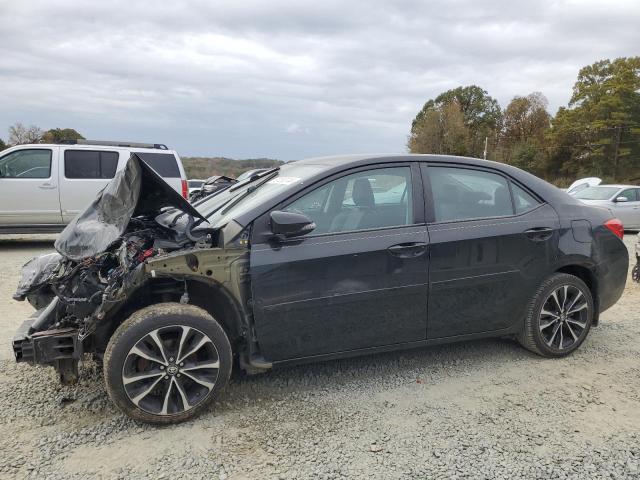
[[574, 185, 640, 230]]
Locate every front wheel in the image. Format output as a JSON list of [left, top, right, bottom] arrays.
[[518, 273, 594, 357], [104, 303, 232, 424]]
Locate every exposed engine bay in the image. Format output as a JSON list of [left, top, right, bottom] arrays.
[[12, 154, 250, 384]]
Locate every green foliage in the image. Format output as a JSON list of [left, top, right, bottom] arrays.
[[409, 85, 501, 158], [409, 58, 640, 183], [0, 138, 6, 151], [546, 57, 640, 182], [41, 128, 84, 144], [182, 157, 284, 179]]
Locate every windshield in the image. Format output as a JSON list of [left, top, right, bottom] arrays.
[[574, 186, 620, 200], [195, 163, 325, 228]]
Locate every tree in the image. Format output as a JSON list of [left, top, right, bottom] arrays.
[[41, 128, 84, 144], [0, 138, 6, 151], [547, 57, 640, 181], [499, 92, 551, 172], [8, 122, 44, 145], [410, 85, 501, 158]]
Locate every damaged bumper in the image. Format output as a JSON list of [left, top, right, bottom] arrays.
[[13, 315, 82, 366]]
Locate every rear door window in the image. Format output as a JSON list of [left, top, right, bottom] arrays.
[[512, 183, 540, 214], [428, 167, 514, 222], [64, 150, 118, 179], [135, 153, 180, 177]]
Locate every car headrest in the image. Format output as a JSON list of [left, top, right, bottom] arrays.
[[353, 178, 375, 208]]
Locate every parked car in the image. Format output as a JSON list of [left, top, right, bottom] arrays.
[[187, 179, 206, 195], [573, 184, 640, 229], [188, 175, 237, 202], [13, 153, 628, 424], [0, 140, 188, 233], [566, 177, 601, 196]]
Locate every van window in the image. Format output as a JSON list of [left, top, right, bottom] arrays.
[[65, 150, 118, 179], [0, 149, 52, 178], [135, 153, 180, 177]]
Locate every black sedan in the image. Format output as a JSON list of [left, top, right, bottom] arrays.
[[13, 154, 629, 423]]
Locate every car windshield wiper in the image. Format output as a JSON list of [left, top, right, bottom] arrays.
[[219, 169, 281, 215], [228, 166, 280, 192], [199, 168, 280, 222]]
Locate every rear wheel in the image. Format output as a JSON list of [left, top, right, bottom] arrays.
[[104, 303, 232, 424], [518, 273, 594, 357]]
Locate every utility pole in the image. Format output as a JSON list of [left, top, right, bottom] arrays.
[[483, 136, 488, 159], [612, 125, 622, 181]]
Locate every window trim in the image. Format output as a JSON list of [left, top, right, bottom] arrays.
[[260, 162, 425, 241], [0, 148, 53, 180], [63, 149, 120, 180], [421, 162, 543, 225]]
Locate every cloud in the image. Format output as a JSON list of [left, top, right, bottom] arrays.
[[0, 0, 638, 160]]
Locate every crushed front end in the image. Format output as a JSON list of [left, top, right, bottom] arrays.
[[12, 154, 246, 384]]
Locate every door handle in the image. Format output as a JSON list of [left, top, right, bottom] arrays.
[[524, 227, 553, 242], [38, 183, 57, 189], [388, 242, 427, 258]]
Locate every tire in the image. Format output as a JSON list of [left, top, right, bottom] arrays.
[[518, 273, 594, 357], [104, 303, 232, 424]]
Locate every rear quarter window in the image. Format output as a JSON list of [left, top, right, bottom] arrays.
[[135, 152, 180, 178]]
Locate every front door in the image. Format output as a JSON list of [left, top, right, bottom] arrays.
[[250, 164, 429, 361], [612, 188, 640, 229], [422, 165, 560, 339], [0, 147, 63, 225]]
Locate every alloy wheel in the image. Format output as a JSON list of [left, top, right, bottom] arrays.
[[122, 325, 220, 416], [539, 285, 590, 351]]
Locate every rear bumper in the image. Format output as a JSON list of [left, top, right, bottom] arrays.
[[13, 317, 81, 365]]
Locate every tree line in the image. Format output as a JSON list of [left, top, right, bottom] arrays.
[[0, 124, 84, 150], [408, 57, 640, 184]]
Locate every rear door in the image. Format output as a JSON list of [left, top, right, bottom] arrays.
[[612, 188, 640, 228], [422, 164, 560, 339], [58, 148, 121, 222], [250, 163, 429, 361], [0, 147, 63, 225]]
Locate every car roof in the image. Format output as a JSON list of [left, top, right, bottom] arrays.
[[11, 143, 177, 153]]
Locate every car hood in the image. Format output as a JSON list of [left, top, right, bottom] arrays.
[[577, 199, 612, 205], [55, 153, 206, 261]]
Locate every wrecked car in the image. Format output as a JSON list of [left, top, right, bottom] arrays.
[[188, 175, 236, 203], [13, 153, 629, 424]]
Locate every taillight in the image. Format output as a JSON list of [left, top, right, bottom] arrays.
[[604, 218, 624, 239], [181, 179, 188, 199]]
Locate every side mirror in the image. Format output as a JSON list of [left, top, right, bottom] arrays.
[[270, 210, 315, 238], [615, 196, 629, 203]]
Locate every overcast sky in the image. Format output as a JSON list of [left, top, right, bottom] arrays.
[[1, 0, 638, 160]]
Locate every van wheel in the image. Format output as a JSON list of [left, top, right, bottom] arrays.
[[104, 303, 232, 424], [518, 273, 594, 357]]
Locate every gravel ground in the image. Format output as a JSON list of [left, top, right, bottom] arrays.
[[0, 234, 639, 479]]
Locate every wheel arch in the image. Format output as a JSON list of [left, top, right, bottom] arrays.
[[554, 263, 600, 325], [92, 277, 247, 354]]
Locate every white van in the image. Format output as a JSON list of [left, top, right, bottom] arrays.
[[0, 140, 189, 233]]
